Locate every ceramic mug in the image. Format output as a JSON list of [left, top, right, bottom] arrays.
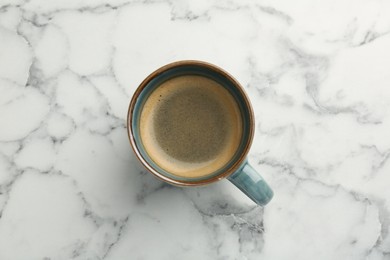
[[127, 60, 273, 206]]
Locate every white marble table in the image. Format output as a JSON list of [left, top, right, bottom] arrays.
[[1, 0, 390, 259]]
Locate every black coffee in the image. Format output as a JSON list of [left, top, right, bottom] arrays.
[[140, 75, 242, 178]]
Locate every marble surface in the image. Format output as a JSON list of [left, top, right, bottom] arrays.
[[0, 0, 390, 259]]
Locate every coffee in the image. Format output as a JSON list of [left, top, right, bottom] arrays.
[[139, 75, 243, 178]]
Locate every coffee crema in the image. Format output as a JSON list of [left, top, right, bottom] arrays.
[[139, 75, 243, 178]]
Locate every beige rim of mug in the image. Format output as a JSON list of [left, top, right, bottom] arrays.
[[127, 60, 254, 186]]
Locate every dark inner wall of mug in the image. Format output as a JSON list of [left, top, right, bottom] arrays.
[[132, 65, 252, 182]]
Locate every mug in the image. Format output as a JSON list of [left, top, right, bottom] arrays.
[[127, 60, 273, 206]]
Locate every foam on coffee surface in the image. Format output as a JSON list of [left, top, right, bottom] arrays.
[[140, 75, 242, 178]]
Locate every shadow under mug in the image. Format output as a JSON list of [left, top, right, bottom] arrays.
[[127, 60, 273, 206]]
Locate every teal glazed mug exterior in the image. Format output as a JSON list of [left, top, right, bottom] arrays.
[[127, 60, 273, 206]]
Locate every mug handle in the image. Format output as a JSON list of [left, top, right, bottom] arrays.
[[228, 160, 273, 206]]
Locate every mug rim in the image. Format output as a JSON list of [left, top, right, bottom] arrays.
[[127, 60, 254, 186]]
